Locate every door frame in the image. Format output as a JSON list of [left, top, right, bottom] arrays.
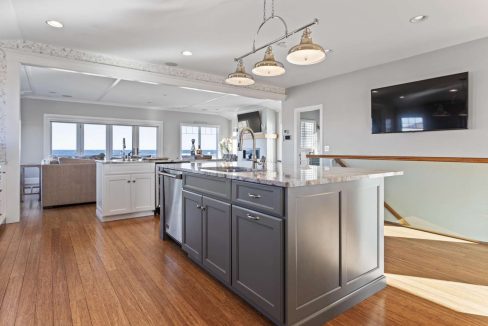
[[293, 104, 323, 167]]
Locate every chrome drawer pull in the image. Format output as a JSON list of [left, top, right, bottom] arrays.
[[248, 193, 262, 199], [246, 213, 260, 221], [196, 204, 202, 209]]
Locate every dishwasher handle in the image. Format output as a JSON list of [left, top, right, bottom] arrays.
[[158, 171, 183, 179]]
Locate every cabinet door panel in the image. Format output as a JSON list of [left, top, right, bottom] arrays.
[[104, 175, 132, 215], [131, 173, 155, 212], [232, 206, 283, 323], [203, 196, 231, 284], [182, 190, 203, 263]]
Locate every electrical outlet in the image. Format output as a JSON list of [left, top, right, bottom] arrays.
[[323, 145, 330, 152]]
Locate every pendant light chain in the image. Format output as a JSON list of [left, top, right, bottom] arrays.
[[263, 0, 276, 21]]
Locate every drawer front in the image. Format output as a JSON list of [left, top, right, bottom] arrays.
[[103, 163, 155, 175], [183, 173, 231, 201], [232, 180, 284, 216]]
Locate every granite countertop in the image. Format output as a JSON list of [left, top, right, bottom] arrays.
[[96, 158, 190, 164], [163, 161, 403, 188]]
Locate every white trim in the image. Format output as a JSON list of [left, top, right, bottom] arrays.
[[43, 114, 163, 159], [293, 105, 323, 167]]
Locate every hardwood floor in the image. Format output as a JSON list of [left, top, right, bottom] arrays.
[[0, 198, 487, 325]]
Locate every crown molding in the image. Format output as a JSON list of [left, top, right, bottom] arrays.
[[0, 40, 286, 98]]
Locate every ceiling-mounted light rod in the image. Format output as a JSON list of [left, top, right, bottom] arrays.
[[234, 18, 319, 62]]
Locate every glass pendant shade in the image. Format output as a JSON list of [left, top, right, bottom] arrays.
[[252, 46, 286, 77], [225, 61, 255, 86], [287, 28, 326, 65]]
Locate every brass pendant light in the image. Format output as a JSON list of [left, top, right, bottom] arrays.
[[287, 28, 326, 65], [225, 60, 255, 86], [225, 0, 327, 86], [252, 46, 285, 77]]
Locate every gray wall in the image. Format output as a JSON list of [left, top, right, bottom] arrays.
[[281, 37, 488, 242], [21, 98, 231, 163], [282, 37, 488, 164]]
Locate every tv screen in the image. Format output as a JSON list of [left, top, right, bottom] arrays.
[[238, 111, 262, 132], [371, 72, 468, 134]]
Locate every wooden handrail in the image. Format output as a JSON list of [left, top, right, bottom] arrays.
[[334, 158, 410, 226], [306, 154, 488, 164]]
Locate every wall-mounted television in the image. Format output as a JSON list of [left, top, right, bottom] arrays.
[[238, 111, 262, 132], [371, 72, 468, 134]]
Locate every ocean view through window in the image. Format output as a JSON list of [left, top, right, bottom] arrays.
[[48, 117, 161, 159]]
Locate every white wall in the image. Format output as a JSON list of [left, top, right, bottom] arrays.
[[282, 37, 488, 164], [21, 98, 231, 163]]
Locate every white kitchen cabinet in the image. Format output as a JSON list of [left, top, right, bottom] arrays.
[[96, 162, 155, 222]]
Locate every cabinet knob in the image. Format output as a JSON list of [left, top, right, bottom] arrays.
[[246, 213, 260, 221], [132, 180, 136, 183], [127, 180, 131, 183]]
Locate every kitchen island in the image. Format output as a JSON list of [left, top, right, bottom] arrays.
[[163, 161, 402, 326]]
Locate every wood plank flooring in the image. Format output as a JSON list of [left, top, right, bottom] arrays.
[[0, 198, 487, 325]]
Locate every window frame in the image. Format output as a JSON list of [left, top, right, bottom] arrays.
[[299, 119, 318, 152], [44, 114, 163, 159], [179, 123, 220, 158]]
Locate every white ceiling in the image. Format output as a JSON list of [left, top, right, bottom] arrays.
[[3, 0, 488, 88], [20, 65, 281, 118]]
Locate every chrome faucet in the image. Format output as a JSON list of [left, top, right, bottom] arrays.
[[237, 127, 262, 169]]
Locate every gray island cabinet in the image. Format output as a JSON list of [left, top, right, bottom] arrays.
[[171, 162, 402, 326]]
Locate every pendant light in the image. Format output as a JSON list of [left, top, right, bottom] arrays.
[[225, 0, 327, 86], [225, 61, 255, 86], [286, 28, 326, 65], [252, 46, 285, 77]]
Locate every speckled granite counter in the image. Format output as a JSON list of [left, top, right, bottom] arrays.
[[96, 158, 189, 164], [163, 161, 402, 187]]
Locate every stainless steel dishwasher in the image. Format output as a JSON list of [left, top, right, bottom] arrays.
[[158, 168, 183, 244]]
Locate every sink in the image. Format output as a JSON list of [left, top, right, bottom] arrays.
[[201, 166, 254, 173]]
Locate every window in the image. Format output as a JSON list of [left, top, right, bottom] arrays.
[[401, 117, 424, 132], [112, 125, 133, 158], [83, 124, 106, 156], [139, 126, 157, 157], [300, 120, 318, 152], [47, 115, 161, 159], [181, 125, 219, 157], [51, 122, 77, 157]]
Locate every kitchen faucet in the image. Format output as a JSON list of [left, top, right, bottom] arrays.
[[237, 127, 265, 169]]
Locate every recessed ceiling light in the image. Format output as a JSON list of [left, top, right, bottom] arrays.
[[46, 20, 64, 28], [399, 96, 405, 99], [62, 94, 72, 98], [449, 89, 458, 93], [409, 15, 428, 23], [181, 50, 193, 56], [49, 91, 57, 94]]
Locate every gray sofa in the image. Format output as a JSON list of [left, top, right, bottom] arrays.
[[41, 158, 96, 207]]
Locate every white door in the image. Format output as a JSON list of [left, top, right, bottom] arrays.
[[104, 175, 132, 216], [131, 173, 155, 212]]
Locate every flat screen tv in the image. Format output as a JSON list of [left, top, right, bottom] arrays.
[[238, 111, 262, 132], [371, 72, 468, 134]]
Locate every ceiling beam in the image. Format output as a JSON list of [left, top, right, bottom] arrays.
[[97, 78, 121, 101]]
